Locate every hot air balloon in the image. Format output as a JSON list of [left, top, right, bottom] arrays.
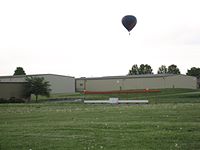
[[122, 15, 137, 35]]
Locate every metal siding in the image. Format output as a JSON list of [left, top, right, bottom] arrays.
[[165, 75, 197, 89], [0, 74, 75, 94], [123, 77, 165, 90], [84, 77, 166, 91], [0, 82, 26, 99], [76, 75, 197, 91], [86, 79, 123, 91], [39, 75, 75, 94], [76, 79, 85, 92]]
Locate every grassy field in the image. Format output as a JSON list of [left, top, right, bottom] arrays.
[[36, 88, 200, 104], [0, 89, 200, 150]]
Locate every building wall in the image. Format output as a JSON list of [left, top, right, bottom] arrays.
[[0, 74, 75, 94], [76, 75, 197, 92], [0, 82, 26, 99], [39, 74, 75, 94], [123, 77, 165, 90], [164, 75, 197, 89], [85, 79, 122, 91], [75, 79, 85, 92]]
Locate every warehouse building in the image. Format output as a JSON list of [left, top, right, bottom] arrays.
[[0, 74, 75, 98], [0, 82, 27, 99], [76, 74, 197, 92]]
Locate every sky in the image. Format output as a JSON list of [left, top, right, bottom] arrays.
[[0, 0, 200, 78]]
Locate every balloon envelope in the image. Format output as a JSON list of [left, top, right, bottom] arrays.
[[122, 15, 137, 32]]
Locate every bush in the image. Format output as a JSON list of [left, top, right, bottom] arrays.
[[0, 97, 25, 103]]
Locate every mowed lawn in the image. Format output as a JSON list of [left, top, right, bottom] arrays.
[[0, 89, 200, 150]]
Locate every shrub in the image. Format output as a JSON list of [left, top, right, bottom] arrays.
[[0, 97, 25, 103]]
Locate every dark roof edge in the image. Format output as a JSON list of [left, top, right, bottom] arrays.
[[76, 74, 195, 80], [0, 74, 75, 79], [0, 82, 27, 83]]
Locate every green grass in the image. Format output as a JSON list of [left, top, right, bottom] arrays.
[[35, 88, 200, 104], [1, 88, 200, 150]]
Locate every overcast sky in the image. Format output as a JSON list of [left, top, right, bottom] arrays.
[[0, 0, 200, 77]]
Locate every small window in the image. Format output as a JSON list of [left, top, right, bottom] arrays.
[[80, 83, 83, 86]]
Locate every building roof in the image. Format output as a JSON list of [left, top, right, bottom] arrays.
[[76, 74, 194, 80], [0, 74, 74, 79]]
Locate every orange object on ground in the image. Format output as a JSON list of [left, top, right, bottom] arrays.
[[82, 89, 160, 94]]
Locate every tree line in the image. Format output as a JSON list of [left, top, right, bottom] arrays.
[[128, 64, 200, 78], [13, 65, 200, 78]]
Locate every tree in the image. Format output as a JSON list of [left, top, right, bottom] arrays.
[[138, 64, 153, 74], [167, 64, 180, 74], [128, 64, 139, 75], [128, 64, 153, 75], [25, 76, 51, 102], [14, 67, 26, 75], [186, 67, 200, 78], [157, 65, 168, 74]]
